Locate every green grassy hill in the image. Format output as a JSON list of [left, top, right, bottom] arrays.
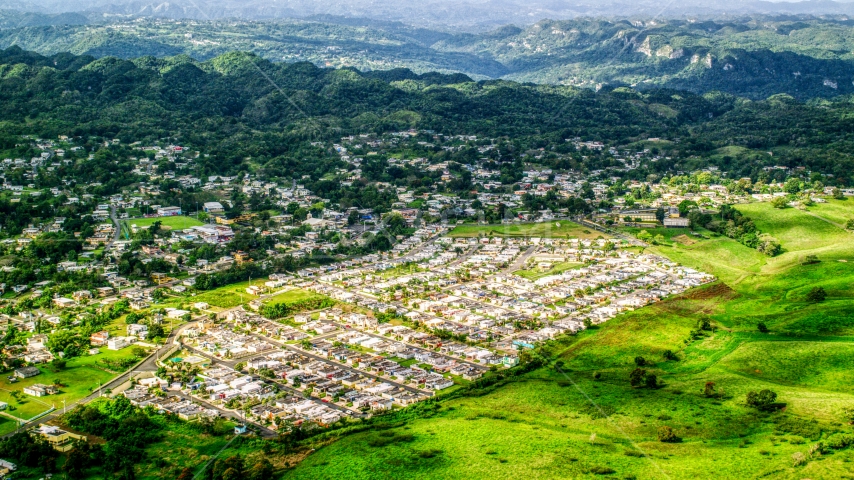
[[284, 201, 854, 479]]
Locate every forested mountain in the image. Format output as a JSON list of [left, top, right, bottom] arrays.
[[2, 46, 854, 184], [3, 16, 854, 99]]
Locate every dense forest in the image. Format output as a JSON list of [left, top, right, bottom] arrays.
[[2, 46, 854, 183], [3, 16, 854, 99]]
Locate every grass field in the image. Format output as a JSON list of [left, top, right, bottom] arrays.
[[284, 201, 854, 479], [514, 261, 584, 281], [0, 348, 142, 433], [447, 221, 607, 239], [265, 288, 318, 304], [188, 281, 261, 308], [124, 216, 205, 231], [800, 198, 854, 227]]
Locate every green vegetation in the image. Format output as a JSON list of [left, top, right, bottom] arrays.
[[189, 280, 262, 309], [264, 288, 317, 304], [124, 216, 205, 231], [0, 348, 145, 434], [5, 17, 854, 100], [283, 197, 854, 479], [1, 46, 854, 191], [514, 261, 584, 281], [448, 222, 604, 239], [260, 295, 336, 320]]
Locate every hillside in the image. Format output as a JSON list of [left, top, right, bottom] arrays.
[[2, 47, 854, 181], [284, 201, 854, 480], [3, 17, 854, 99]]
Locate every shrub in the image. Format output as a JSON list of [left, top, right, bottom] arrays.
[[771, 196, 789, 209], [416, 449, 443, 458], [629, 368, 647, 387], [808, 442, 826, 457], [746, 389, 778, 410], [644, 374, 658, 389], [703, 381, 716, 397], [776, 418, 822, 441], [806, 287, 827, 303], [825, 433, 854, 450], [802, 255, 820, 265], [589, 466, 616, 475], [658, 426, 680, 443], [757, 322, 768, 333]]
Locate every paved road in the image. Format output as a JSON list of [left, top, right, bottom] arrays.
[[571, 216, 646, 247], [176, 341, 364, 418], [171, 390, 278, 438], [3, 320, 200, 438], [107, 206, 122, 249], [500, 245, 536, 274], [327, 321, 487, 370], [219, 323, 433, 397]]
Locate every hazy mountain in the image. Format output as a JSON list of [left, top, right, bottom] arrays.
[[2, 16, 854, 99], [5, 0, 854, 30]]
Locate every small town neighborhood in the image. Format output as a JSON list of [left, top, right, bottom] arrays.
[[0, 129, 841, 476]]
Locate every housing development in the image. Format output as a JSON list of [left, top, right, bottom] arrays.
[[0, 123, 849, 479]]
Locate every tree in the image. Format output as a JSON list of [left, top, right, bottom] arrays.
[[658, 426, 679, 443], [757, 238, 782, 257], [151, 289, 165, 302], [771, 196, 789, 209], [677, 199, 697, 216], [50, 358, 67, 371], [634, 356, 647, 367], [703, 381, 716, 397], [148, 324, 165, 340], [62, 445, 89, 479], [629, 368, 647, 387], [247, 458, 274, 480], [347, 210, 360, 226], [757, 322, 768, 333], [806, 287, 827, 303], [293, 208, 309, 222], [802, 254, 820, 265], [637, 230, 652, 242], [846, 218, 854, 231], [784, 178, 801, 194], [746, 389, 778, 410], [662, 349, 677, 361], [644, 374, 658, 389]]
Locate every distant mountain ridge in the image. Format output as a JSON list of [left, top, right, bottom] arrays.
[[2, 15, 854, 99], [4, 0, 854, 30]]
